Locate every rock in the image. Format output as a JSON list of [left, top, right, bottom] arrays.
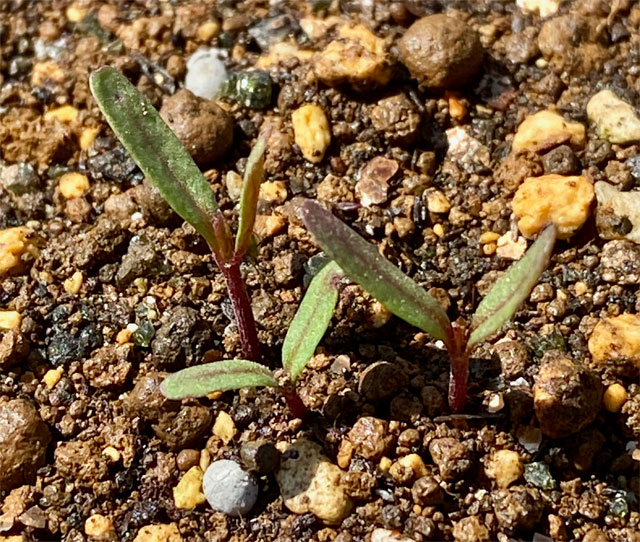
[[233, 70, 273, 109], [428, 438, 472, 481], [398, 14, 483, 89], [84, 513, 115, 540], [512, 174, 594, 239], [54, 439, 108, 483], [127, 372, 179, 422], [184, 48, 227, 100], [452, 516, 491, 542], [0, 399, 51, 492], [595, 182, 640, 243], [82, 344, 133, 388], [58, 172, 90, 199], [0, 162, 40, 195], [389, 454, 428, 484], [516, 0, 559, 17], [512, 110, 585, 154], [411, 476, 444, 506], [276, 439, 352, 525], [116, 235, 164, 286], [160, 88, 233, 168], [602, 383, 628, 413], [582, 529, 609, 542], [371, 529, 416, 542], [73, 217, 129, 269], [358, 361, 408, 402], [446, 126, 491, 174], [0, 311, 21, 331], [272, 253, 303, 286], [355, 157, 399, 207], [314, 24, 391, 90], [523, 461, 555, 489], [291, 104, 331, 163], [493, 340, 530, 380], [132, 180, 175, 226], [426, 189, 451, 214], [202, 460, 258, 516], [0, 226, 39, 277], [173, 466, 205, 509], [496, 231, 527, 260], [588, 314, 640, 376], [542, 145, 579, 175], [485, 449, 524, 489], [492, 486, 544, 534], [600, 240, 640, 284], [153, 405, 212, 451], [240, 440, 280, 474], [587, 90, 640, 145], [0, 329, 30, 369], [370, 93, 421, 146], [348, 417, 393, 460], [533, 357, 602, 438], [133, 523, 182, 542]]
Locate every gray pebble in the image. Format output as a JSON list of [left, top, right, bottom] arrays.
[[203, 460, 258, 516]]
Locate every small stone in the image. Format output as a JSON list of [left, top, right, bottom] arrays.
[[314, 24, 391, 90], [225, 171, 243, 201], [389, 454, 428, 484], [43, 368, 63, 389], [173, 466, 206, 509], [254, 214, 286, 240], [371, 529, 416, 542], [234, 70, 273, 109], [291, 104, 331, 163], [358, 361, 408, 402], [523, 461, 555, 489], [512, 110, 585, 154], [355, 157, 399, 207], [44, 105, 78, 123], [533, 357, 602, 438], [259, 181, 287, 205], [0, 163, 40, 196], [582, 529, 609, 542], [494, 340, 530, 379], [348, 417, 392, 460], [542, 145, 579, 175], [337, 439, 354, 470], [66, 3, 86, 22], [0, 329, 29, 370], [102, 446, 121, 463], [595, 182, 640, 243], [496, 231, 527, 260], [0, 399, 51, 492], [426, 189, 451, 214], [398, 14, 483, 89], [203, 460, 258, 516], [446, 126, 491, 173], [0, 311, 21, 331], [79, 127, 100, 151], [176, 449, 200, 471], [240, 440, 280, 474], [600, 240, 640, 284], [411, 476, 443, 506], [516, 0, 559, 17], [370, 93, 421, 146], [512, 174, 594, 239], [160, 88, 233, 168], [428, 438, 472, 481], [84, 514, 115, 540], [212, 411, 236, 444], [58, 172, 90, 199], [83, 344, 133, 389], [63, 270, 83, 295], [185, 48, 227, 100], [588, 313, 640, 376], [603, 383, 628, 413], [485, 450, 524, 489], [196, 20, 220, 41], [587, 90, 640, 144], [492, 486, 544, 534], [133, 523, 183, 542], [452, 516, 491, 542], [276, 439, 352, 525]]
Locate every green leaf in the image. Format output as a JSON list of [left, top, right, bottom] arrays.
[[89, 67, 224, 252], [467, 224, 557, 348], [282, 260, 343, 382], [300, 201, 452, 344], [235, 138, 266, 257], [160, 359, 277, 399]]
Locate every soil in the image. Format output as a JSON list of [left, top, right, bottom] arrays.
[[1, 1, 639, 541]]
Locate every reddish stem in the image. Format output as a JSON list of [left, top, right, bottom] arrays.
[[282, 387, 308, 419], [447, 319, 470, 413], [219, 259, 261, 361]]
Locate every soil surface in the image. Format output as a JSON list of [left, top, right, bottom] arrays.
[[1, 1, 639, 541]]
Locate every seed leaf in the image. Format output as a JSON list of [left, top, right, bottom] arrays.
[[300, 201, 452, 344], [235, 138, 266, 257], [89, 67, 222, 251], [160, 359, 277, 399], [282, 260, 343, 382], [467, 224, 557, 348]]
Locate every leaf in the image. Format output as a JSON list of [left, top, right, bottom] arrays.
[[89, 67, 225, 253], [467, 224, 557, 348], [282, 260, 343, 382], [235, 138, 266, 257], [300, 201, 452, 344], [160, 359, 277, 399]]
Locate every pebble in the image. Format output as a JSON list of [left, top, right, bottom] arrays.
[[426, 189, 451, 214], [533, 357, 602, 438], [600, 240, 640, 284], [485, 449, 524, 489], [0, 226, 38, 276], [587, 90, 640, 144], [512, 174, 594, 238], [594, 182, 640, 243], [0, 310, 21, 330], [291, 104, 331, 163], [202, 460, 258, 516], [411, 476, 444, 506], [603, 383, 628, 413], [63, 270, 83, 295], [370, 93, 421, 146], [133, 523, 182, 542], [358, 361, 408, 401], [492, 486, 544, 534], [348, 417, 392, 460], [159, 88, 233, 168], [0, 399, 51, 492], [44, 105, 78, 123], [240, 440, 280, 474], [212, 411, 236, 444], [452, 516, 491, 542], [389, 454, 428, 484], [428, 438, 472, 481], [276, 439, 352, 525], [58, 172, 89, 199], [588, 313, 640, 376], [43, 367, 63, 389], [516, 0, 559, 17], [254, 214, 286, 239], [84, 514, 115, 539], [234, 70, 273, 109], [496, 231, 527, 260], [0, 329, 30, 369], [523, 461, 555, 489], [314, 24, 391, 90], [0, 162, 40, 195], [184, 48, 227, 100], [542, 145, 579, 175], [398, 14, 483, 89], [512, 110, 585, 154], [371, 529, 416, 542], [445, 126, 491, 173], [173, 466, 206, 509], [355, 157, 399, 208]]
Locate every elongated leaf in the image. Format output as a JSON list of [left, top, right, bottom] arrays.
[[282, 260, 343, 382], [300, 201, 452, 344], [160, 359, 277, 399], [467, 224, 557, 348], [90, 67, 222, 251], [235, 139, 266, 256]]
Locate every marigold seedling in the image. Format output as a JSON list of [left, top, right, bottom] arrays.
[[300, 200, 557, 412]]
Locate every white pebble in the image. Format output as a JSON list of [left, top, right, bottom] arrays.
[[203, 460, 258, 516], [185, 48, 228, 100]]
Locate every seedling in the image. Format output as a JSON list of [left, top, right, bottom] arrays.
[[90, 67, 263, 360], [300, 201, 557, 413]]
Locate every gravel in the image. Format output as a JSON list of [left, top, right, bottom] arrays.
[[203, 460, 259, 516]]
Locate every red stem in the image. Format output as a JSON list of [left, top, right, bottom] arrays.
[[447, 320, 470, 413], [282, 387, 308, 419], [219, 259, 261, 361]]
